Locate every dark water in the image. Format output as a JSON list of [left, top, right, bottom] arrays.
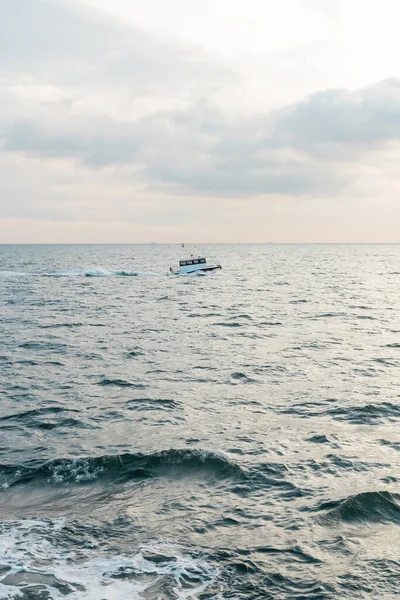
[[0, 244, 399, 599]]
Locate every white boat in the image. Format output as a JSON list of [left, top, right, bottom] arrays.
[[169, 256, 221, 275]]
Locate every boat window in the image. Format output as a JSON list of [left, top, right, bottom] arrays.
[[200, 258, 206, 264], [193, 259, 199, 264], [180, 261, 187, 266]]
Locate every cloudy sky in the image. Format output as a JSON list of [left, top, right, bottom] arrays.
[[1, 0, 400, 242]]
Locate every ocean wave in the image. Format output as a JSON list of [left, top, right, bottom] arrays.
[[318, 490, 400, 525], [380, 439, 400, 451], [18, 340, 69, 352], [126, 349, 144, 358], [282, 401, 400, 423], [327, 402, 400, 424], [0, 519, 218, 600], [0, 406, 76, 421], [214, 322, 243, 328], [0, 449, 245, 489], [230, 372, 258, 384], [97, 377, 146, 389], [124, 397, 180, 411], [246, 462, 300, 495]]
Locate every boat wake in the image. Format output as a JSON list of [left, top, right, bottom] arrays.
[[1, 268, 220, 278], [0, 269, 163, 278]]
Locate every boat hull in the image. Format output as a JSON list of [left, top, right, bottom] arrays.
[[171, 265, 221, 276]]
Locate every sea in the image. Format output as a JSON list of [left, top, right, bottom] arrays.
[[0, 243, 399, 600]]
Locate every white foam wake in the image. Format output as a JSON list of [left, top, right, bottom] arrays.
[[0, 270, 164, 278], [0, 519, 219, 599], [0, 271, 27, 277]]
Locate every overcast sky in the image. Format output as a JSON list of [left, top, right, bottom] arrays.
[[1, 0, 400, 242]]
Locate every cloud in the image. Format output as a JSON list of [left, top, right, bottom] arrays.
[[0, 0, 237, 95], [1, 0, 400, 234], [4, 79, 400, 198], [275, 78, 400, 151]]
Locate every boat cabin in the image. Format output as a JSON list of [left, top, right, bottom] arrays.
[[179, 257, 207, 267]]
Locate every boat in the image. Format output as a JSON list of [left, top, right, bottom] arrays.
[[169, 256, 221, 275]]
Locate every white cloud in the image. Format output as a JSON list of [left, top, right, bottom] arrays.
[[4, 79, 400, 202], [2, 0, 400, 241]]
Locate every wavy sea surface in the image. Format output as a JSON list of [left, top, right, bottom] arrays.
[[0, 243, 399, 599]]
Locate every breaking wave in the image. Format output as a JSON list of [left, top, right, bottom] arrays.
[[0, 519, 219, 600], [0, 449, 245, 489]]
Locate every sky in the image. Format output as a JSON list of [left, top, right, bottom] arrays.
[[1, 0, 400, 242]]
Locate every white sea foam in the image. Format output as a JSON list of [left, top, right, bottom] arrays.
[[0, 520, 219, 599], [0, 271, 27, 277], [0, 270, 163, 278]]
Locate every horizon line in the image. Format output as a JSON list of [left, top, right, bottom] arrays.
[[2, 242, 400, 246]]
